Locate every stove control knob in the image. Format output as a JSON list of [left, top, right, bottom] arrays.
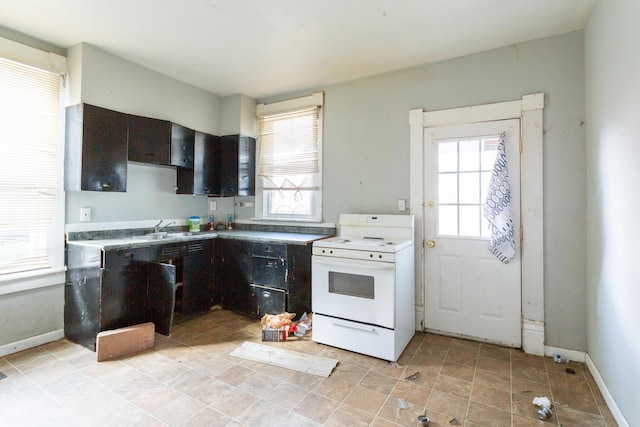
[[379, 254, 383, 259]]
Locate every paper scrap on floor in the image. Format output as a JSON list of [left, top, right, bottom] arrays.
[[230, 341, 338, 377]]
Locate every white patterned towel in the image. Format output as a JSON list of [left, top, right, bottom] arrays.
[[483, 134, 515, 263]]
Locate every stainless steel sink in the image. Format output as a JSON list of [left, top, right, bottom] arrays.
[[131, 232, 168, 240]]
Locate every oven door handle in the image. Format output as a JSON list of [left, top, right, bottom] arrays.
[[313, 257, 395, 270], [332, 320, 376, 333]]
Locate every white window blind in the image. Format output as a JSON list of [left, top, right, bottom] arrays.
[[258, 107, 319, 180], [0, 56, 61, 275], [256, 92, 323, 221]]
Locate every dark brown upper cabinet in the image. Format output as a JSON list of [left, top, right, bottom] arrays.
[[127, 115, 172, 165], [219, 135, 256, 197], [128, 115, 195, 170], [170, 123, 195, 169], [176, 131, 219, 195], [65, 103, 128, 192]]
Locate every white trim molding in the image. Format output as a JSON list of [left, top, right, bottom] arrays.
[[544, 344, 586, 363], [409, 93, 544, 354], [586, 354, 631, 427], [0, 329, 64, 357]]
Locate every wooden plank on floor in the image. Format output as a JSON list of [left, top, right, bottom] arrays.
[[230, 341, 338, 377], [96, 322, 155, 362]]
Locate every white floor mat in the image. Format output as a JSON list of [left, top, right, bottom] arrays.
[[230, 341, 338, 377]]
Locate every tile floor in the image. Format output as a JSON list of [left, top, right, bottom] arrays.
[[0, 310, 618, 427]]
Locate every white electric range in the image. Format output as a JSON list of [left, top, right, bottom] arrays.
[[311, 214, 415, 361]]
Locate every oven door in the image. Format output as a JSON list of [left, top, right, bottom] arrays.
[[312, 255, 395, 328]]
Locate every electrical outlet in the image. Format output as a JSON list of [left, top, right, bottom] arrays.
[[209, 201, 217, 210], [80, 207, 91, 222], [398, 199, 406, 212]]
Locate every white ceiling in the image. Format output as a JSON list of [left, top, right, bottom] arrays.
[[0, 0, 596, 99]]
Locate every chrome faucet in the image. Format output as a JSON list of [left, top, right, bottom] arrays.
[[154, 220, 175, 233]]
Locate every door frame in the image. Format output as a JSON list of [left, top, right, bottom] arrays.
[[409, 93, 545, 355]]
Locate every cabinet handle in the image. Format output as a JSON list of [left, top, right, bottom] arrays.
[[101, 182, 111, 188], [123, 252, 134, 259], [264, 246, 273, 253]]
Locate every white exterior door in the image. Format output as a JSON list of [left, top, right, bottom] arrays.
[[424, 119, 522, 347]]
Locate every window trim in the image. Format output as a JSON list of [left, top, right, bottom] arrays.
[[255, 92, 324, 222], [0, 36, 66, 286]]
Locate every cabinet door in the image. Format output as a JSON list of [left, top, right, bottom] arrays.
[[182, 240, 214, 317], [148, 262, 176, 336], [286, 244, 312, 318], [238, 135, 256, 196], [171, 123, 195, 169], [128, 115, 171, 164], [218, 135, 239, 196], [219, 135, 256, 197], [65, 103, 128, 192], [252, 255, 287, 290], [176, 131, 219, 195], [250, 284, 287, 318], [101, 247, 150, 331], [220, 239, 252, 314]]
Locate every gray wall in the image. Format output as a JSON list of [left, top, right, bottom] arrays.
[[5, 31, 589, 366], [65, 43, 222, 224], [585, 0, 640, 425], [262, 31, 587, 351]]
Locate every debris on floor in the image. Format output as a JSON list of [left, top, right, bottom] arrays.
[[532, 396, 553, 420], [96, 322, 155, 362], [405, 371, 421, 382], [449, 417, 461, 425], [260, 312, 312, 342], [418, 415, 431, 426], [230, 341, 337, 377], [397, 398, 409, 409]]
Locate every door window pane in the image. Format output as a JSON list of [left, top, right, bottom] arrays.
[[436, 135, 502, 238], [438, 205, 458, 235], [459, 172, 480, 204], [460, 205, 480, 236], [438, 173, 458, 204], [438, 141, 458, 172], [459, 139, 479, 171]]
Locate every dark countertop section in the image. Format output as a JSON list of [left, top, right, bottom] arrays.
[[67, 227, 333, 250]]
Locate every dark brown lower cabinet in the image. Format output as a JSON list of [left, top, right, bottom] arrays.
[[219, 239, 312, 319], [220, 239, 253, 316], [65, 244, 150, 350], [65, 239, 214, 350]]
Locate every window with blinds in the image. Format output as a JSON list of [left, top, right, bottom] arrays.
[[256, 93, 323, 221], [0, 56, 62, 275]]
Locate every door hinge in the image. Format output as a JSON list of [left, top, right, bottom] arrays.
[[519, 138, 523, 153], [520, 226, 524, 241]]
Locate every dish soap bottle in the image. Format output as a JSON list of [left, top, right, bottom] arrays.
[[227, 214, 233, 230]]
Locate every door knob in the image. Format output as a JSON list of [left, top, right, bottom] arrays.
[[427, 240, 436, 248]]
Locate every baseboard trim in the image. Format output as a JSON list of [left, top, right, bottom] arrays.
[[543, 345, 586, 363], [0, 329, 64, 357], [585, 354, 630, 427]]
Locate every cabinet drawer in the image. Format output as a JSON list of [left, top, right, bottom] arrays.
[[103, 247, 149, 269], [250, 284, 286, 317], [252, 256, 287, 289], [253, 242, 286, 258]]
